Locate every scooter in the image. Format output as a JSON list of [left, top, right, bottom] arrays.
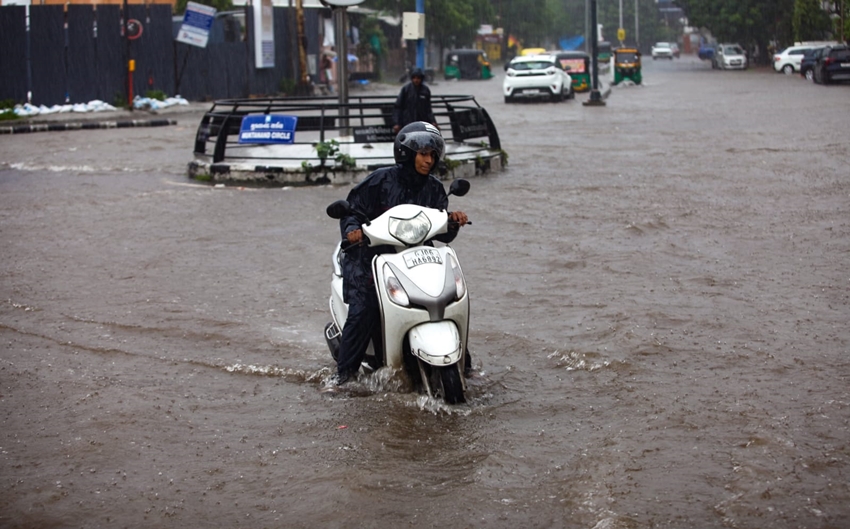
[[324, 179, 471, 404]]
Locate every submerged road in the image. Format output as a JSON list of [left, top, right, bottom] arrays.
[[1, 57, 849, 528]]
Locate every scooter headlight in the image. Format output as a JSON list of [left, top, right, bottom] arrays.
[[389, 211, 431, 246], [382, 263, 410, 306], [449, 253, 466, 300]]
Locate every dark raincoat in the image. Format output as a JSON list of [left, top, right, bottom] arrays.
[[392, 76, 437, 129], [339, 163, 457, 306], [335, 163, 464, 378]]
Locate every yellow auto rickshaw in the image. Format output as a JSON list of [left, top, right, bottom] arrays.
[[613, 47, 642, 85]]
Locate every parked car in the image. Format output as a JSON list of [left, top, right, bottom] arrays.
[[773, 45, 815, 74], [799, 47, 828, 81], [813, 44, 850, 84], [503, 55, 574, 103], [698, 43, 716, 61], [714, 44, 747, 70], [651, 42, 674, 60]]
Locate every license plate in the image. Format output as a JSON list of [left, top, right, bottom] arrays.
[[842, 63, 850, 68], [524, 89, 540, 94], [404, 248, 442, 268]]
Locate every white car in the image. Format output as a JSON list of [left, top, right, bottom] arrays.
[[773, 42, 839, 74], [651, 42, 674, 60], [503, 55, 574, 103], [715, 43, 747, 70]]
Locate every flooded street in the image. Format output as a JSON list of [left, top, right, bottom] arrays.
[[1, 57, 849, 528]]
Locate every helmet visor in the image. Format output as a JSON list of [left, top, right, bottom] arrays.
[[399, 130, 445, 161]]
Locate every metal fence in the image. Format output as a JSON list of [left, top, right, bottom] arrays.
[[0, 5, 319, 107], [193, 94, 501, 167]]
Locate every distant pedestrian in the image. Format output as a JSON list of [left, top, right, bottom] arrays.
[[392, 68, 437, 134]]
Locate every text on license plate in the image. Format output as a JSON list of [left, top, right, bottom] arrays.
[[404, 248, 442, 268], [842, 63, 850, 67]]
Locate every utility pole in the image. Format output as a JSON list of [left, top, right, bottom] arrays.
[[635, 0, 639, 49], [584, 0, 605, 106], [416, 0, 425, 69]]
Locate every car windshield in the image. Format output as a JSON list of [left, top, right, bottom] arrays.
[[558, 58, 586, 72], [511, 61, 555, 71], [655, 43, 670, 48], [832, 49, 850, 60], [724, 46, 743, 55]]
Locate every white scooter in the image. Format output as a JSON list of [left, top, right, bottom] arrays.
[[324, 179, 471, 404]]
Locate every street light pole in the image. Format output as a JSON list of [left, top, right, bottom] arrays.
[[416, 0, 425, 69], [583, 0, 605, 106]]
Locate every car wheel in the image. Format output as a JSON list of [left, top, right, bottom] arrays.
[[822, 71, 831, 85], [782, 64, 794, 75], [551, 88, 564, 103]]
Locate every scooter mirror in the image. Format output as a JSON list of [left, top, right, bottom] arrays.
[[449, 179, 470, 197], [326, 200, 351, 219]]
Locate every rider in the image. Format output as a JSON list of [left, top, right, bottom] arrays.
[[335, 122, 468, 385]]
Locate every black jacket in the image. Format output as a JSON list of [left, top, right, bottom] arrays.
[[339, 164, 458, 304], [392, 82, 436, 128]]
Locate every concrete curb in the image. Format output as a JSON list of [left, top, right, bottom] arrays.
[[0, 118, 178, 135]]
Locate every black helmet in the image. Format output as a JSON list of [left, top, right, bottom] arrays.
[[410, 67, 425, 80], [394, 121, 445, 165]]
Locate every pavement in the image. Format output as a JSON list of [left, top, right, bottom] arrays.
[[0, 101, 214, 134]]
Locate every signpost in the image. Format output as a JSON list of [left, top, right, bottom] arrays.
[[176, 2, 216, 48], [238, 115, 298, 144]]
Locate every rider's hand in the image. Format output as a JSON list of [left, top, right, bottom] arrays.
[[449, 211, 468, 227], [346, 229, 363, 244]]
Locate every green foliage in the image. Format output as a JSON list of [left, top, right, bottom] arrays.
[[279, 78, 296, 95], [677, 0, 798, 50], [145, 90, 167, 101], [0, 109, 20, 122], [303, 139, 357, 175], [113, 91, 128, 110], [793, 0, 833, 41]]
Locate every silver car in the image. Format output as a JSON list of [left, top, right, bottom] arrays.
[[715, 44, 748, 70]]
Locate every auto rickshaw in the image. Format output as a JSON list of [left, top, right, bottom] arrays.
[[444, 49, 494, 80], [551, 51, 591, 92], [613, 47, 642, 85]]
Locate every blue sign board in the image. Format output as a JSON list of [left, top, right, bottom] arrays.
[[238, 115, 298, 144], [176, 2, 216, 48]]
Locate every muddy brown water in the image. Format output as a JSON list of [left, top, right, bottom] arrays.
[[1, 58, 849, 528]]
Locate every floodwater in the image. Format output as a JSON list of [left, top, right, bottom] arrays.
[[1, 58, 849, 528]]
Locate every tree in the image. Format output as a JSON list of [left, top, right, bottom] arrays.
[[363, 0, 494, 68], [793, 0, 833, 41], [676, 0, 798, 64]]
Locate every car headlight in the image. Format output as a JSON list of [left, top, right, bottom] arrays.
[[506, 69, 516, 77], [383, 263, 410, 306], [449, 253, 466, 300], [388, 211, 431, 245], [546, 67, 556, 76]]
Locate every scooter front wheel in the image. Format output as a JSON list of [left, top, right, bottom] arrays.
[[437, 365, 465, 404]]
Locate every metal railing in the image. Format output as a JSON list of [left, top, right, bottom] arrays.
[[193, 95, 501, 165]]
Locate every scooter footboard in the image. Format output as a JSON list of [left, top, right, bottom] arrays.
[[408, 321, 463, 366]]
